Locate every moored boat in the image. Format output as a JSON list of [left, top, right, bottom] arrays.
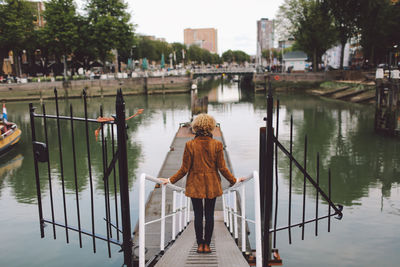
[[0, 122, 21, 155], [0, 103, 21, 156]]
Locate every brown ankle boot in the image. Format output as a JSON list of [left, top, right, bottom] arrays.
[[197, 244, 204, 253], [203, 244, 211, 253]]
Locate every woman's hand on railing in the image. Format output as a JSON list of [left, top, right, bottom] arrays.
[[237, 177, 246, 183], [159, 178, 170, 185]]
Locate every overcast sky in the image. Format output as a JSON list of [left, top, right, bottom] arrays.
[[127, 0, 284, 55]]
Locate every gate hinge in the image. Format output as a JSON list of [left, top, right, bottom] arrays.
[[33, 141, 49, 162]]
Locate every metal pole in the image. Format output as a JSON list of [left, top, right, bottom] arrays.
[[172, 191, 177, 240], [187, 197, 191, 224], [160, 184, 166, 252], [116, 89, 133, 267], [253, 171, 262, 267], [222, 193, 227, 225], [179, 191, 183, 233], [184, 196, 188, 228], [240, 185, 246, 253], [229, 191, 234, 234], [264, 78, 274, 264], [29, 103, 45, 238], [139, 174, 146, 267], [233, 192, 239, 242]]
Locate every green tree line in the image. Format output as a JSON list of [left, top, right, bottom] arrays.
[[0, 0, 135, 77], [276, 0, 400, 71], [0, 0, 251, 77]]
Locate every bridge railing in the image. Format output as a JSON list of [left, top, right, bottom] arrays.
[[223, 170, 262, 267], [191, 67, 256, 74], [138, 173, 190, 267]]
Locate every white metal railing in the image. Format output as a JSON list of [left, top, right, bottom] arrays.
[[223, 171, 262, 267], [192, 67, 256, 74], [138, 173, 190, 267]]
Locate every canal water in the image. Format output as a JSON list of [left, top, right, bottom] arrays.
[[0, 80, 399, 267]]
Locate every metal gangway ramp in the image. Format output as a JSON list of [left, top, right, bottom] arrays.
[[154, 211, 248, 267], [135, 125, 261, 267]]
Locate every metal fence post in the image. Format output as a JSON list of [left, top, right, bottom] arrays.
[[116, 89, 133, 267], [29, 103, 45, 238], [262, 79, 274, 265]]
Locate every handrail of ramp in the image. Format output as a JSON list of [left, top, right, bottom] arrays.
[[138, 173, 190, 267], [223, 170, 262, 267]]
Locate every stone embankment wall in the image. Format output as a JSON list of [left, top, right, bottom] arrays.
[[254, 71, 342, 83], [0, 76, 191, 101]]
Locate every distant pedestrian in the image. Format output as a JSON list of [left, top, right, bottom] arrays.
[[160, 114, 245, 254]]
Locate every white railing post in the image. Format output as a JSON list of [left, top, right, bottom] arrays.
[[160, 184, 166, 252], [233, 191, 238, 241], [186, 197, 191, 224], [229, 191, 233, 234], [179, 191, 183, 233], [222, 193, 227, 225], [184, 196, 188, 228], [241, 185, 246, 252], [172, 191, 176, 240], [253, 171, 262, 267], [225, 192, 230, 228], [139, 173, 146, 267]]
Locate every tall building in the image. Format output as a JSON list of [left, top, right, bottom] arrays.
[[28, 1, 46, 28], [257, 18, 274, 66], [184, 28, 218, 54]]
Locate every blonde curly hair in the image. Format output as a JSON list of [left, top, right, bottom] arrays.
[[192, 114, 216, 134]]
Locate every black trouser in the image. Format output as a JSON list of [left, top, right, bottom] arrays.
[[191, 197, 217, 245]]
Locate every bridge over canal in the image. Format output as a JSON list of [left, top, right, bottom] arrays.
[[191, 67, 255, 78]]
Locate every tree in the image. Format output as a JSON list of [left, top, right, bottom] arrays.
[[275, 0, 302, 42], [262, 49, 281, 64], [171, 42, 187, 65], [326, 0, 360, 69], [42, 0, 78, 77], [86, 0, 135, 69], [356, 0, 400, 65], [72, 15, 96, 71], [292, 0, 337, 71], [222, 50, 250, 64], [0, 0, 34, 76]]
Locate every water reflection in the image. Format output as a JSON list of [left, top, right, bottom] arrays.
[[1, 82, 400, 267], [273, 93, 400, 206], [199, 82, 400, 208], [0, 93, 192, 203], [0, 153, 23, 197]]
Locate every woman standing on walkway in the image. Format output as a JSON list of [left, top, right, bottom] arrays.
[[160, 114, 245, 254]]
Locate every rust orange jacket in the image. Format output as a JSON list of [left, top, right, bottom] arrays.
[[169, 136, 237, 199]]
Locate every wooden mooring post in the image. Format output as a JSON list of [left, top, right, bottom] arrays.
[[374, 69, 400, 136]]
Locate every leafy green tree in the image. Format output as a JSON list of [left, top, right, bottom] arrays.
[[134, 37, 158, 62], [72, 15, 96, 71], [292, 0, 337, 71], [0, 0, 34, 76], [221, 49, 234, 63], [261, 49, 281, 64], [86, 0, 135, 69], [42, 0, 78, 77], [171, 42, 187, 65], [326, 0, 360, 69], [356, 0, 400, 65], [222, 50, 250, 64], [186, 45, 219, 65]]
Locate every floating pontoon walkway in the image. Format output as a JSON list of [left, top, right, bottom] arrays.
[[133, 124, 250, 267]]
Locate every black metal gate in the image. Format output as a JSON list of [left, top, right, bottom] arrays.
[[259, 80, 344, 266], [30, 88, 133, 266]]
